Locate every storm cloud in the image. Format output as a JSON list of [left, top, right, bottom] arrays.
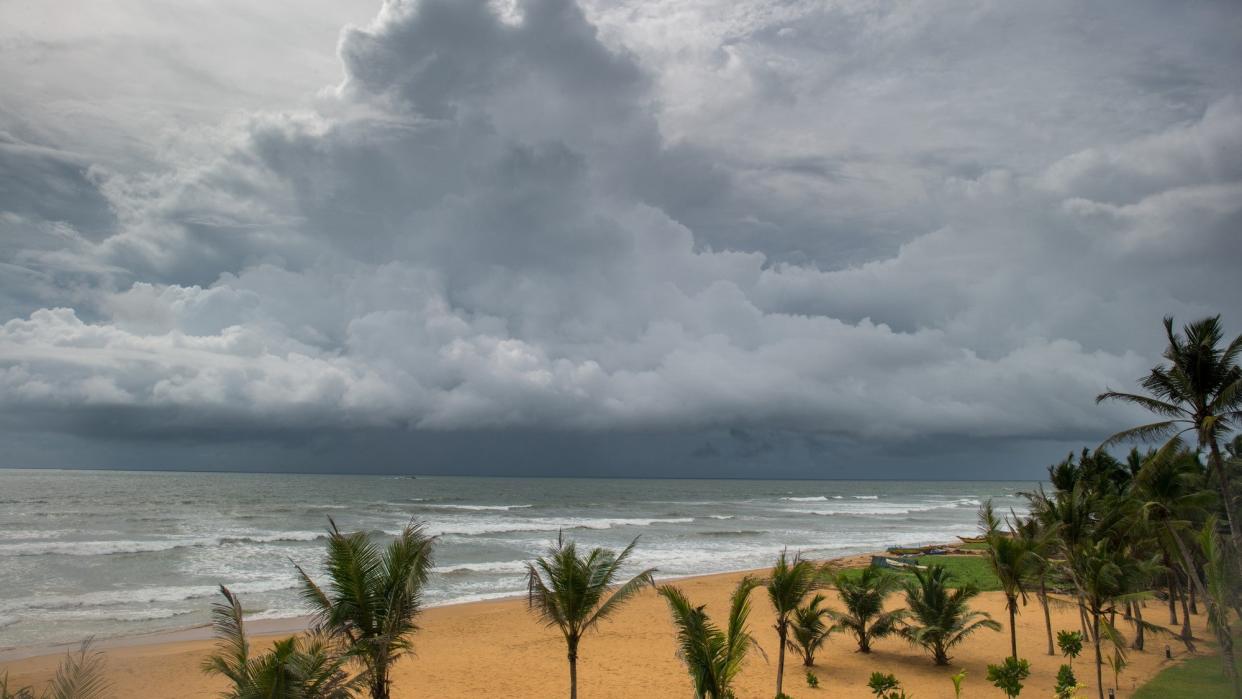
[[0, 0, 1239, 477]]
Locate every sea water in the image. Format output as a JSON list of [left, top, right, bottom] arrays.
[[0, 469, 1034, 649]]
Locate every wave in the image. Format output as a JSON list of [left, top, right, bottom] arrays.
[[706, 515, 735, 520], [784, 498, 981, 517], [782, 496, 831, 502], [694, 530, 766, 538], [0, 532, 327, 557], [853, 495, 880, 500], [422, 504, 534, 512], [0, 579, 299, 615], [433, 561, 529, 576], [427, 517, 695, 537]]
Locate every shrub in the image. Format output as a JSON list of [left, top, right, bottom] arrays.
[[987, 657, 1031, 698], [1054, 664, 1078, 699], [805, 670, 818, 688], [867, 672, 909, 699], [1057, 630, 1084, 664]]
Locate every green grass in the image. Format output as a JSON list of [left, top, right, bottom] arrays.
[[1133, 644, 1239, 699], [834, 555, 1000, 592]]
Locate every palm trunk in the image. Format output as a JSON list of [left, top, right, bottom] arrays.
[[776, 623, 787, 696], [1167, 560, 1179, 625], [567, 638, 579, 699], [1169, 521, 1208, 651], [1092, 610, 1104, 699], [1040, 580, 1054, 656], [1190, 579, 1199, 615], [371, 659, 389, 699], [1008, 594, 1018, 659], [1132, 601, 1145, 651], [1207, 436, 1242, 577]]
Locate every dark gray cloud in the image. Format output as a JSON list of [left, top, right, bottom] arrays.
[[0, 0, 1239, 478]]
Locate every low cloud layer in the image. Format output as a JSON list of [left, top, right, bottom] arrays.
[[1, 0, 1239, 476]]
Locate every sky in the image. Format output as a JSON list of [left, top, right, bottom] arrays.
[[0, 0, 1240, 479]]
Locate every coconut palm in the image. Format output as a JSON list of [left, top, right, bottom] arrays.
[[1014, 513, 1058, 655], [900, 564, 1001, 665], [786, 594, 833, 667], [1097, 315, 1242, 562], [765, 551, 824, 695], [1, 640, 109, 699], [659, 577, 764, 699], [294, 519, 434, 699], [980, 501, 1035, 659], [526, 534, 656, 699], [827, 567, 906, 653], [202, 586, 355, 699], [1197, 517, 1242, 699]]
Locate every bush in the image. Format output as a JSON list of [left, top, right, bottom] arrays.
[[867, 672, 910, 699], [1055, 664, 1078, 699], [1057, 630, 1084, 662], [805, 670, 818, 688], [987, 657, 1031, 698]]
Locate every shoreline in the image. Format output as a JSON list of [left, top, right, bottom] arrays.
[[0, 550, 889, 664], [0, 545, 1204, 699]]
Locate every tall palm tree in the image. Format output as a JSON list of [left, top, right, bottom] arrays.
[[659, 577, 764, 699], [1070, 538, 1158, 699], [765, 551, 824, 695], [1197, 518, 1242, 699], [827, 567, 906, 654], [1014, 513, 1058, 655], [203, 586, 355, 699], [901, 564, 1001, 665], [980, 501, 1034, 659], [786, 594, 833, 667], [294, 519, 435, 699], [1098, 315, 1242, 562], [526, 534, 656, 699]]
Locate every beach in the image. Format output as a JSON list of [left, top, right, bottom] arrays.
[[1, 555, 1206, 698]]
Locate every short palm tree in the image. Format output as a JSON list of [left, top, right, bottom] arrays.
[[980, 501, 1034, 659], [659, 577, 764, 699], [1197, 518, 1241, 699], [1, 640, 109, 699], [828, 567, 906, 653], [766, 551, 824, 695], [901, 564, 1000, 665], [294, 519, 435, 699], [1097, 315, 1242, 563], [786, 594, 833, 667], [203, 586, 355, 699], [526, 534, 656, 699]]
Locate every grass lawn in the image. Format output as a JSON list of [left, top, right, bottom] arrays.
[[835, 555, 1001, 591], [1133, 644, 1239, 699]]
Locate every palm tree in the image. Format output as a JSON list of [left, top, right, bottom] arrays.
[[980, 501, 1034, 659], [786, 594, 833, 667], [827, 567, 906, 653], [1, 640, 109, 699], [1098, 315, 1242, 562], [202, 586, 355, 699], [765, 551, 824, 695], [294, 519, 435, 699], [526, 534, 656, 699], [1014, 513, 1058, 655], [1070, 537, 1157, 699], [1197, 518, 1242, 699], [900, 564, 1001, 665], [659, 577, 764, 699]]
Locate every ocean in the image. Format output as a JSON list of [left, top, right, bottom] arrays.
[[0, 469, 1034, 650]]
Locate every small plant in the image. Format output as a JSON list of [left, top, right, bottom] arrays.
[[805, 670, 818, 688], [1056, 630, 1083, 667], [986, 656, 1031, 698], [775, 694, 794, 699], [867, 672, 909, 699], [950, 668, 967, 699], [1054, 664, 1078, 699], [0, 640, 109, 699], [1106, 648, 1128, 693]]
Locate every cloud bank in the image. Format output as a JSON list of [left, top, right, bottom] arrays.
[[0, 0, 1239, 476]]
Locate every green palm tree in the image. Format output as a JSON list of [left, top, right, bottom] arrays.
[[1014, 513, 1057, 655], [785, 593, 833, 667], [1069, 538, 1157, 699], [765, 551, 824, 695], [203, 586, 355, 699], [1197, 517, 1242, 699], [526, 534, 656, 699], [294, 519, 435, 699], [1097, 315, 1242, 562], [980, 500, 1034, 659], [900, 564, 1000, 665], [659, 577, 764, 699], [827, 567, 906, 653], [1, 640, 109, 699]]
